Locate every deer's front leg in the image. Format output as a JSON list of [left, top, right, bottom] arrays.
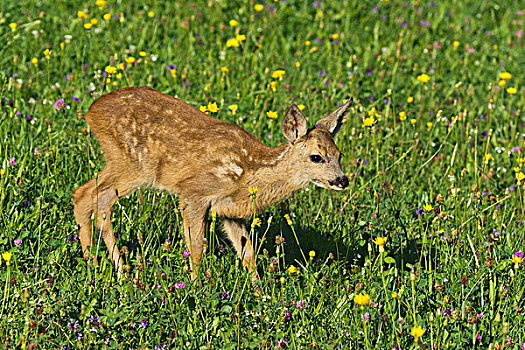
[[223, 218, 259, 281], [182, 201, 207, 280]]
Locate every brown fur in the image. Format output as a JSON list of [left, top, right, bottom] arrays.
[[73, 86, 352, 279]]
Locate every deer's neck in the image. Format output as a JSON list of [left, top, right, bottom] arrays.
[[246, 144, 309, 210]]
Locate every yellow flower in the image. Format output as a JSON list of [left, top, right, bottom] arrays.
[[84, 23, 93, 30], [229, 19, 238, 27], [43, 49, 52, 59], [207, 102, 219, 113], [331, 33, 339, 40], [354, 293, 371, 306], [498, 80, 506, 87], [516, 172, 524, 183], [116, 73, 122, 79], [423, 203, 433, 212], [499, 72, 512, 80], [2, 252, 12, 263], [427, 122, 433, 129], [305, 40, 312, 46], [77, 10, 89, 19], [199, 105, 207, 113], [512, 255, 522, 264], [410, 119, 416, 126], [253, 218, 262, 227], [235, 34, 246, 42], [31, 57, 38, 65], [362, 117, 377, 128], [484, 153, 493, 163], [284, 214, 292, 225], [95, 0, 107, 7], [254, 4, 264, 11], [295, 61, 301, 68], [506, 87, 517, 95], [226, 38, 239, 47], [452, 40, 460, 48], [103, 13, 111, 21], [139, 51, 147, 57], [399, 111, 407, 121], [297, 104, 305, 111], [407, 96, 414, 103], [417, 73, 430, 83], [270, 81, 277, 91], [229, 104, 238, 114], [271, 70, 286, 79], [9, 22, 17, 31], [125, 57, 135, 64], [309, 251, 315, 259], [514, 167, 521, 173], [90, 18, 98, 25], [411, 326, 426, 339], [402, 152, 407, 159], [266, 110, 278, 119], [220, 66, 229, 73], [288, 265, 297, 274], [118, 62, 125, 70], [0, 169, 5, 176], [368, 107, 378, 117], [105, 66, 117, 74], [373, 237, 387, 246], [211, 210, 217, 219], [391, 291, 398, 298], [248, 186, 258, 195], [148, 11, 154, 18]]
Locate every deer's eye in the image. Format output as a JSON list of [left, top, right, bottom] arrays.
[[310, 154, 323, 163]]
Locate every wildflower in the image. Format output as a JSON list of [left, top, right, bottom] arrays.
[[219, 291, 230, 300], [399, 111, 407, 121], [485, 154, 493, 163], [226, 38, 239, 47], [452, 40, 460, 48], [266, 110, 278, 119], [276, 339, 287, 349], [182, 249, 190, 259], [254, 4, 264, 11], [423, 203, 433, 212], [391, 291, 398, 298], [199, 105, 207, 113], [271, 70, 286, 80], [235, 34, 246, 42], [90, 18, 98, 25], [9, 158, 16, 166], [309, 250, 315, 259], [407, 96, 414, 103], [417, 73, 430, 83], [296, 300, 306, 310], [77, 11, 89, 19], [305, 40, 311, 46], [248, 186, 258, 195], [31, 57, 38, 65], [499, 72, 512, 80], [295, 61, 300, 68], [125, 57, 135, 64], [331, 33, 339, 40], [506, 87, 517, 95], [512, 252, 523, 265], [0, 169, 5, 176], [427, 122, 433, 129], [284, 214, 292, 225], [103, 13, 111, 21], [362, 117, 377, 128], [229, 104, 238, 114], [139, 51, 147, 57], [411, 326, 426, 339], [148, 11, 154, 18], [498, 80, 506, 87], [354, 293, 370, 306], [54, 98, 65, 111], [95, 0, 107, 7], [373, 237, 387, 246], [297, 104, 305, 111], [9, 22, 17, 31], [43, 49, 52, 59], [288, 265, 297, 274], [14, 239, 22, 246], [139, 318, 149, 329], [516, 172, 524, 183], [252, 218, 262, 227], [2, 252, 12, 264], [84, 23, 93, 30], [174, 282, 186, 289], [105, 65, 117, 75], [207, 102, 219, 113], [229, 19, 238, 27], [410, 119, 416, 126]]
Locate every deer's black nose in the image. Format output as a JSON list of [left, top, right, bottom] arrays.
[[337, 176, 349, 189]]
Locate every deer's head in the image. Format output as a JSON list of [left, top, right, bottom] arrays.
[[281, 98, 352, 191]]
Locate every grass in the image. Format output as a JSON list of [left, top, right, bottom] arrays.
[[1, 0, 524, 348]]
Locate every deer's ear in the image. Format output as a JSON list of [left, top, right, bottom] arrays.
[[282, 104, 308, 143], [315, 97, 353, 137]]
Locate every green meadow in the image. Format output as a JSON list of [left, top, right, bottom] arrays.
[[1, 0, 524, 348]]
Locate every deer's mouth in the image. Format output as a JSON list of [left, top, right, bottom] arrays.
[[312, 179, 346, 191]]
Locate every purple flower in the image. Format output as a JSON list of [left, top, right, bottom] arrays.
[[174, 282, 186, 289], [317, 70, 326, 78], [420, 19, 431, 28], [345, 331, 351, 338], [313, 1, 321, 7], [68, 233, 78, 244], [183, 249, 190, 259], [476, 333, 482, 341], [166, 64, 177, 71], [77, 332, 84, 340], [276, 339, 288, 349], [72, 96, 81, 102], [14, 239, 22, 246], [220, 291, 230, 300], [295, 299, 306, 310], [517, 29, 524, 39], [12, 72, 19, 78], [283, 311, 291, 321], [9, 157, 16, 166], [372, 7, 378, 13], [90, 315, 101, 324], [67, 319, 79, 333], [366, 69, 373, 76], [54, 98, 65, 111], [515, 252, 524, 259], [139, 318, 149, 329]]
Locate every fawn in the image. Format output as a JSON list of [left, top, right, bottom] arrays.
[[73, 86, 351, 279]]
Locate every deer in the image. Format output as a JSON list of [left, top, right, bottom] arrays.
[[73, 86, 351, 281]]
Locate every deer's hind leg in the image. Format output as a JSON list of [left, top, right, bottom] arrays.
[[222, 218, 259, 281]]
